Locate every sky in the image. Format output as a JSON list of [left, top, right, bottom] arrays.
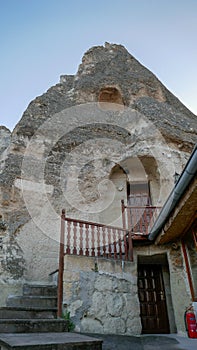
[[0, 0, 197, 131]]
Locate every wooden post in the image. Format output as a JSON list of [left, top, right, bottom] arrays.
[[128, 231, 133, 262], [57, 209, 65, 318], [79, 222, 83, 256], [97, 225, 100, 257], [108, 228, 112, 258], [193, 230, 197, 251], [121, 200, 128, 260], [113, 228, 117, 259], [118, 229, 122, 260], [102, 226, 106, 257], [181, 240, 195, 301], [91, 224, 95, 257], [85, 223, 89, 256], [121, 199, 126, 229], [73, 221, 77, 255]]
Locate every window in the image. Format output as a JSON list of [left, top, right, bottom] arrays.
[[98, 87, 124, 111]]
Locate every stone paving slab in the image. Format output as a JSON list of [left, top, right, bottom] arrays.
[[84, 333, 197, 350], [1, 332, 197, 350], [0, 332, 102, 349]]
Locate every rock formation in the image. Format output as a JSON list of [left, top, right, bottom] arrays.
[[0, 42, 196, 293]]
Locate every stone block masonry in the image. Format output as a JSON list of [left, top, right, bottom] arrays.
[[63, 255, 141, 335]]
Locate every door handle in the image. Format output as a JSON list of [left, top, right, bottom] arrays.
[[159, 291, 165, 300]]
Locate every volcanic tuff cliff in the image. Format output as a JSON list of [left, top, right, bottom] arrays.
[[10, 43, 196, 147], [1, 42, 196, 200], [0, 43, 196, 282]]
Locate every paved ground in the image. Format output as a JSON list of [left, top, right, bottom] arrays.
[[84, 333, 197, 350], [0, 332, 197, 350], [0, 333, 101, 350]]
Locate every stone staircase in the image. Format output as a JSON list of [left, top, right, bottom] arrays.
[[0, 284, 67, 334], [0, 283, 102, 349]]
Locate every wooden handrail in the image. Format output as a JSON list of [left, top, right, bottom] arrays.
[[64, 216, 128, 232], [124, 205, 162, 209], [64, 219, 130, 256], [121, 200, 161, 235]]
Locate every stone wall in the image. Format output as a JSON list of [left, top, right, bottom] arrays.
[[63, 255, 141, 335], [167, 241, 191, 335], [63, 243, 192, 335]]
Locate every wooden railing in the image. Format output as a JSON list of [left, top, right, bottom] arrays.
[[57, 209, 133, 317], [61, 211, 132, 258], [57, 202, 161, 316], [121, 199, 161, 235]]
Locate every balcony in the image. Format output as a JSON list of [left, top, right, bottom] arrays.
[[121, 199, 162, 237], [59, 200, 161, 263]]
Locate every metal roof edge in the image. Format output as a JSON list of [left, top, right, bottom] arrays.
[[148, 144, 197, 241]]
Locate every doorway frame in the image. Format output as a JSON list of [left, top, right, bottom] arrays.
[[137, 253, 177, 334]]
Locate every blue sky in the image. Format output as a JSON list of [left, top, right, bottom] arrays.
[[1, 0, 197, 131]]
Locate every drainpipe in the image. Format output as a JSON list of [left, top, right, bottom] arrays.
[[148, 144, 197, 241]]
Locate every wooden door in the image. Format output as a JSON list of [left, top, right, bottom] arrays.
[[138, 264, 170, 334], [127, 182, 151, 206], [127, 182, 151, 234]]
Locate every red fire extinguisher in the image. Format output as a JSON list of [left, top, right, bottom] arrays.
[[185, 305, 197, 338]]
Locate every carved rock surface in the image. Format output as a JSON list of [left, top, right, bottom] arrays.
[[12, 43, 196, 149], [0, 43, 196, 283]]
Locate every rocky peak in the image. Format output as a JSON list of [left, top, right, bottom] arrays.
[[10, 43, 196, 150]]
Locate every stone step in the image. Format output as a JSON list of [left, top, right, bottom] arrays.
[[0, 332, 102, 349], [6, 296, 57, 308], [0, 307, 57, 319], [0, 319, 69, 333], [23, 284, 57, 297]]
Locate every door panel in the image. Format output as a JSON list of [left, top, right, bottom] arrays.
[[138, 264, 170, 334], [127, 182, 152, 234], [127, 182, 151, 206]]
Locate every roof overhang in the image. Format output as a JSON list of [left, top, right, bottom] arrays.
[[148, 144, 197, 243], [155, 177, 197, 244]]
